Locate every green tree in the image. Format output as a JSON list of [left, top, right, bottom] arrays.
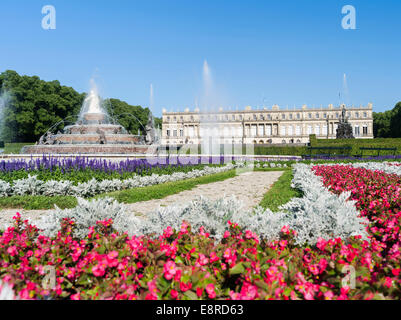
[[389, 102, 401, 138]]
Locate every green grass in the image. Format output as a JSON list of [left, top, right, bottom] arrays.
[[2, 142, 33, 154], [0, 195, 78, 210], [259, 169, 302, 212], [97, 169, 237, 204]]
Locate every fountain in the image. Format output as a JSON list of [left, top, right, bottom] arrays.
[[336, 105, 354, 139], [22, 79, 159, 154]]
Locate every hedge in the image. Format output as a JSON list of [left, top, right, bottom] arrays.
[[310, 136, 401, 155]]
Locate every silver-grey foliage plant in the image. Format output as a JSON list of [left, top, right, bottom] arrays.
[[0, 164, 239, 198], [36, 163, 368, 245]]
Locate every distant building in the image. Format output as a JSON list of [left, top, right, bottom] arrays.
[[161, 104, 374, 145]]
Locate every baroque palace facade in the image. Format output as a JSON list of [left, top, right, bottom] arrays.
[[161, 104, 374, 145]]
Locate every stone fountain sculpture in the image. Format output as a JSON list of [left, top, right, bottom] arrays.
[[336, 106, 354, 139], [22, 80, 159, 154], [145, 112, 160, 145]]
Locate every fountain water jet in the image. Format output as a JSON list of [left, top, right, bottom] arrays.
[[22, 79, 159, 154]]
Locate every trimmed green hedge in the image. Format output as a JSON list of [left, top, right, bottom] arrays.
[[310, 137, 401, 155]]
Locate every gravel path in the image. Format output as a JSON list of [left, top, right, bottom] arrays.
[[127, 170, 283, 216], [0, 171, 283, 228]]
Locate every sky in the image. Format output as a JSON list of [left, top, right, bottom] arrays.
[[0, 0, 400, 116]]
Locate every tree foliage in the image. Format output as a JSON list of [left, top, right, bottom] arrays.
[[373, 102, 401, 138], [0, 70, 160, 142]]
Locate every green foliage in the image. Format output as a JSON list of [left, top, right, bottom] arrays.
[[98, 170, 237, 204], [2, 142, 33, 154], [0, 195, 77, 210], [0, 70, 85, 142], [310, 137, 401, 155], [259, 169, 302, 211], [390, 102, 401, 138], [373, 102, 401, 138], [0, 70, 161, 142], [104, 98, 153, 136]]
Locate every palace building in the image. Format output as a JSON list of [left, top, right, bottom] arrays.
[[161, 103, 374, 145]]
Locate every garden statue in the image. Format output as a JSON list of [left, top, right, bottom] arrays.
[[336, 106, 354, 139], [145, 113, 156, 145]]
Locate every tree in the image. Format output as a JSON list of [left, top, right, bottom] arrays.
[[389, 102, 401, 138]]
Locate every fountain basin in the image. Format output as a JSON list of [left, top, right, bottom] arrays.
[[22, 144, 156, 155]]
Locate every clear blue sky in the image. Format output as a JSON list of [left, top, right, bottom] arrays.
[[0, 0, 400, 116]]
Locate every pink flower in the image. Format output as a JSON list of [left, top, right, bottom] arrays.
[[71, 293, 81, 300], [92, 264, 105, 277], [209, 252, 219, 263], [180, 282, 192, 292], [385, 277, 393, 288], [7, 246, 18, 257], [196, 287, 204, 297], [170, 289, 178, 299], [198, 253, 209, 266], [163, 261, 177, 280], [281, 226, 290, 234], [206, 283, 216, 299]]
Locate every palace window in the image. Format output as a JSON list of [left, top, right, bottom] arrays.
[[315, 125, 320, 135], [266, 125, 272, 136], [323, 125, 328, 135], [282, 114, 286, 120], [258, 125, 264, 136], [267, 114, 271, 120], [308, 113, 312, 119], [295, 125, 301, 136], [287, 126, 293, 135], [355, 112, 359, 118], [307, 125, 312, 134], [363, 125, 368, 135], [297, 113, 300, 119], [166, 129, 170, 137], [280, 126, 286, 136], [253, 114, 257, 120], [289, 114, 293, 120], [363, 112, 367, 118], [251, 125, 257, 136], [354, 125, 360, 137], [316, 113, 320, 119], [260, 114, 264, 120], [173, 130, 177, 137], [323, 113, 327, 118], [232, 115, 235, 120]]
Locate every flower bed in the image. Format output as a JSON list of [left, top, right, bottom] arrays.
[[1, 163, 401, 300], [0, 163, 238, 198], [0, 156, 225, 184]]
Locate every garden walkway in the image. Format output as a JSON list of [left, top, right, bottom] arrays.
[[128, 170, 283, 216], [0, 171, 283, 227]]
